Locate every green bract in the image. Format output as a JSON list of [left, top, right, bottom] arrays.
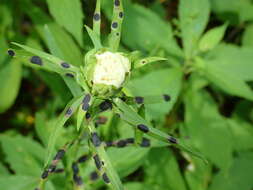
[[7, 0, 206, 190]]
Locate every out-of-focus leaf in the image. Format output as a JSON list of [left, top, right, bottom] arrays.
[[242, 24, 253, 47], [227, 119, 253, 151], [0, 163, 10, 176], [144, 148, 187, 190], [108, 147, 149, 177], [195, 57, 253, 101], [46, 0, 84, 46], [126, 68, 183, 120], [198, 23, 227, 52], [211, 0, 253, 24], [205, 43, 253, 81], [124, 182, 146, 190], [209, 152, 253, 190], [0, 135, 45, 176], [184, 87, 233, 171], [0, 58, 22, 113], [179, 0, 210, 59]]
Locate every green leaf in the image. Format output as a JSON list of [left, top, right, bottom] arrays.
[[126, 68, 183, 120], [211, 0, 253, 24], [45, 94, 84, 167], [184, 87, 233, 171], [118, 0, 182, 57], [93, 0, 101, 37], [113, 98, 207, 163], [179, 0, 210, 59], [0, 58, 22, 113], [0, 135, 45, 176], [144, 148, 187, 190], [0, 176, 37, 190], [242, 24, 253, 47], [209, 152, 253, 190], [124, 183, 144, 190], [46, 0, 84, 46], [195, 57, 253, 100], [0, 163, 10, 176], [84, 25, 103, 49], [133, 57, 167, 69], [198, 23, 228, 52], [205, 43, 253, 81]]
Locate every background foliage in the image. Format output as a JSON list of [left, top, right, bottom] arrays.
[[1, 0, 253, 189]]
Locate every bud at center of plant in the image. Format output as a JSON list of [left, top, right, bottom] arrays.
[[93, 51, 130, 88]]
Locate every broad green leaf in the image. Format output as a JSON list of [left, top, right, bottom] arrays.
[[45, 94, 84, 167], [0, 176, 37, 190], [46, 0, 84, 46], [0, 58, 22, 113], [108, 147, 149, 177], [124, 183, 144, 190], [195, 57, 253, 100], [0, 162, 10, 176], [133, 57, 167, 69], [227, 119, 253, 151], [144, 148, 187, 190], [205, 43, 253, 81], [198, 23, 228, 52], [179, 0, 210, 59], [85, 25, 103, 49], [242, 24, 253, 47], [113, 98, 207, 163], [184, 87, 233, 171], [126, 68, 183, 120], [209, 152, 253, 190], [0, 135, 45, 176], [211, 0, 253, 24]]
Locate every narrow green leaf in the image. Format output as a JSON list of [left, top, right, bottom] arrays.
[[179, 0, 210, 59], [108, 0, 123, 51], [46, 0, 84, 46], [133, 57, 167, 69], [242, 24, 253, 47], [45, 94, 84, 166], [198, 23, 228, 52], [85, 25, 103, 49], [88, 124, 123, 190], [93, 0, 101, 37], [113, 98, 207, 163]]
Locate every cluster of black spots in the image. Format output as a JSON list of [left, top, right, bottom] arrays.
[[105, 141, 113, 147], [112, 22, 118, 29], [93, 13, 100, 21], [90, 171, 99, 181], [54, 149, 65, 160], [82, 94, 91, 111], [163, 94, 171, 102], [65, 73, 74, 78], [137, 124, 149, 133], [78, 155, 88, 163], [91, 132, 101, 147], [7, 49, 15, 57], [93, 154, 102, 170], [114, 0, 120, 6], [30, 56, 42, 65], [119, 12, 124, 18], [54, 168, 64, 173], [105, 138, 135, 148], [99, 100, 112, 111], [61, 62, 70, 68], [102, 173, 110, 183], [135, 96, 144, 104], [126, 138, 134, 144], [168, 136, 177, 144], [41, 170, 49, 179], [65, 108, 73, 116], [140, 138, 150, 147]]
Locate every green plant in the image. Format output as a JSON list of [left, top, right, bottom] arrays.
[[7, 1, 205, 190]]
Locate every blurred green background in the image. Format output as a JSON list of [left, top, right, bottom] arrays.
[[1, 0, 253, 190]]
